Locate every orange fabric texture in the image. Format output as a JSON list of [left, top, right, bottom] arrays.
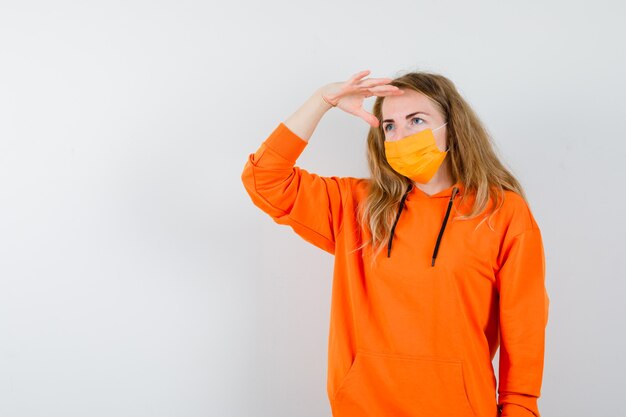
[[241, 122, 550, 417]]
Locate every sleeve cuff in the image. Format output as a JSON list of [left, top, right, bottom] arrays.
[[262, 122, 308, 163], [498, 397, 540, 417]]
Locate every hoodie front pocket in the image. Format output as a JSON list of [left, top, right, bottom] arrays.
[[331, 350, 477, 417]]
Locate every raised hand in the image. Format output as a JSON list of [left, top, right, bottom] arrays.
[[320, 69, 404, 128]]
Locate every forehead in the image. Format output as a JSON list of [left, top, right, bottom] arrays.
[[381, 89, 439, 119]]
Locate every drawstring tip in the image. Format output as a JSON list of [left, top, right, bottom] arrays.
[[431, 257, 436, 267]]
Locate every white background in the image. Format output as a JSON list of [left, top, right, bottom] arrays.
[[1, 1, 625, 416]]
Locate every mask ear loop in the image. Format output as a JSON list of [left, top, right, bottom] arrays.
[[432, 122, 448, 132], [433, 122, 450, 152]]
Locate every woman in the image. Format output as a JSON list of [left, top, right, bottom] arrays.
[[241, 69, 549, 417]]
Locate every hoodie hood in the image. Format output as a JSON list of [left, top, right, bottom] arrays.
[[387, 181, 464, 266]]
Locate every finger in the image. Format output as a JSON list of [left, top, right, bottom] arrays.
[[367, 85, 404, 95], [367, 84, 401, 92], [352, 107, 380, 128], [349, 69, 371, 83], [377, 89, 405, 97], [356, 77, 394, 88]]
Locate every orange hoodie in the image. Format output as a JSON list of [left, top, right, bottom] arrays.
[[241, 122, 550, 417]]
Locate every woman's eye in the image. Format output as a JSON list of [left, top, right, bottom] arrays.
[[384, 117, 424, 132]]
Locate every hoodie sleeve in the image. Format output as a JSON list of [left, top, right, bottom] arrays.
[[495, 227, 550, 417], [241, 122, 350, 255]]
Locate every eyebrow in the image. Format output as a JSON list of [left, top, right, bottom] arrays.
[[382, 111, 430, 124]]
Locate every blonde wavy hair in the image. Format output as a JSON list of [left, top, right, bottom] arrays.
[[353, 70, 528, 265]]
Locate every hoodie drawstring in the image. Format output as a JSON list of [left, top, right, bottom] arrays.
[[431, 186, 459, 266], [387, 184, 460, 267], [387, 183, 413, 258]]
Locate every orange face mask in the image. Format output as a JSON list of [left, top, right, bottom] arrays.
[[383, 122, 449, 183]]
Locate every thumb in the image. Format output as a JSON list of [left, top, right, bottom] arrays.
[[353, 107, 380, 128]]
